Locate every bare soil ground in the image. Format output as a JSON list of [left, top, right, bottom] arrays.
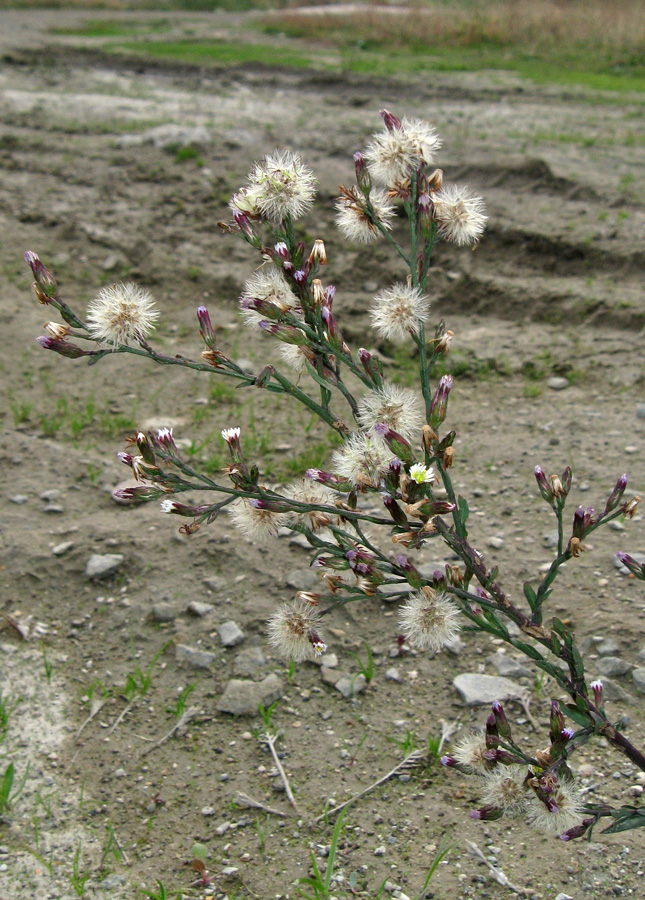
[[0, 8, 644, 900]]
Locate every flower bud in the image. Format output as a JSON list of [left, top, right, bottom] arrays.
[[395, 554, 423, 589], [442, 446, 455, 469], [113, 485, 165, 502], [258, 321, 307, 345], [358, 347, 384, 386], [201, 348, 227, 369], [534, 465, 553, 503], [44, 321, 70, 339], [621, 495, 641, 519], [354, 151, 372, 195], [550, 474, 565, 498], [470, 806, 503, 822], [590, 679, 603, 707], [604, 473, 628, 513], [418, 192, 434, 239], [383, 495, 409, 528], [379, 108, 402, 132], [615, 551, 645, 579], [312, 278, 325, 307], [232, 210, 259, 246], [429, 375, 453, 429], [136, 432, 156, 465], [25, 251, 57, 298], [254, 365, 274, 388], [308, 239, 327, 267], [427, 168, 443, 192], [373, 423, 414, 464], [36, 335, 88, 359], [421, 424, 437, 453], [197, 306, 215, 348], [560, 818, 595, 842], [491, 700, 512, 740]]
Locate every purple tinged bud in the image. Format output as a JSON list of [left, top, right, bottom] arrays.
[[429, 374, 453, 429], [324, 285, 336, 307], [274, 241, 289, 258], [36, 335, 88, 359], [591, 679, 603, 706], [380, 108, 402, 132], [353, 151, 371, 195], [197, 306, 215, 348], [358, 347, 384, 386], [373, 423, 414, 463], [232, 210, 256, 244], [605, 472, 628, 513], [562, 727, 574, 740], [440, 755, 455, 767], [117, 452, 134, 468], [293, 269, 306, 283], [25, 250, 57, 293], [534, 465, 553, 502], [383, 495, 408, 528], [492, 701, 512, 739], [136, 432, 156, 466]]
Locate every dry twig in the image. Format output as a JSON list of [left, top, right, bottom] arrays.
[[260, 731, 300, 815], [233, 791, 286, 818], [464, 840, 532, 896], [140, 706, 198, 758]]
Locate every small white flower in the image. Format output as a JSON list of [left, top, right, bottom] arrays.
[[221, 426, 241, 443], [157, 427, 173, 441], [267, 597, 326, 662], [369, 282, 430, 343], [356, 383, 423, 443], [227, 494, 286, 543], [433, 184, 487, 246], [160, 499, 175, 513], [248, 151, 317, 223], [335, 187, 395, 243], [87, 283, 158, 346], [452, 732, 491, 774], [526, 777, 584, 835], [399, 587, 461, 651], [481, 767, 530, 817], [332, 432, 393, 487], [239, 266, 300, 327], [409, 463, 435, 484]]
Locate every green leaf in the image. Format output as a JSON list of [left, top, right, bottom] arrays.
[[511, 640, 544, 662], [563, 703, 592, 727], [191, 843, 208, 863], [552, 617, 569, 639], [571, 644, 585, 680], [523, 582, 537, 611], [458, 495, 469, 524], [602, 808, 645, 834]]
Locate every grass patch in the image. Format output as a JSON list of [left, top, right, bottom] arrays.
[[110, 39, 313, 70], [52, 18, 171, 38]]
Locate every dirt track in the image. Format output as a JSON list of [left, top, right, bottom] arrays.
[[1, 8, 645, 899]]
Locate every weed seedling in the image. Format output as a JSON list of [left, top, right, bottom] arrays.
[[167, 683, 196, 720], [349, 639, 374, 683], [70, 843, 91, 897], [0, 761, 30, 815], [42, 643, 53, 683], [297, 809, 345, 900], [0, 691, 22, 743]]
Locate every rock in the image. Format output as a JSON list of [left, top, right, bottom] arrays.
[[9, 495, 28, 504], [42, 504, 64, 514], [596, 657, 632, 678], [85, 553, 124, 579], [175, 644, 216, 669], [487, 536, 505, 549], [637, 404, 645, 420], [217, 674, 283, 716], [453, 673, 524, 706], [632, 668, 645, 691], [444, 637, 465, 656], [378, 582, 408, 603], [542, 531, 559, 549], [385, 667, 402, 682], [289, 533, 312, 550], [488, 653, 532, 679], [335, 674, 367, 698], [203, 575, 226, 592], [218, 621, 245, 647], [40, 489, 60, 501], [321, 666, 341, 686], [374, 845, 386, 857], [601, 678, 632, 703], [201, 806, 216, 816], [188, 600, 215, 617], [102, 253, 123, 272], [608, 520, 626, 532], [597, 639, 620, 656], [233, 646, 265, 676], [152, 603, 176, 623], [554, 894, 574, 900], [547, 377, 569, 391], [221, 866, 239, 877], [235, 358, 254, 373], [114, 768, 126, 779], [52, 541, 74, 556], [99, 874, 127, 891], [286, 569, 319, 591]]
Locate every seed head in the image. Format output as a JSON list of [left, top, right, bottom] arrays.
[[398, 587, 461, 651], [335, 186, 395, 243], [433, 184, 487, 246], [369, 282, 430, 343], [247, 150, 317, 223], [332, 432, 394, 488], [284, 479, 336, 533], [481, 767, 530, 817], [452, 732, 491, 774], [526, 777, 584, 835], [227, 494, 287, 543], [87, 282, 158, 346], [267, 597, 327, 662], [364, 117, 441, 188], [357, 384, 423, 444], [239, 266, 300, 327]]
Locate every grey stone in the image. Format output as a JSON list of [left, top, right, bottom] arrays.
[[114, 768, 126, 779], [152, 603, 176, 623], [632, 668, 645, 691], [218, 620, 245, 647], [102, 253, 122, 271], [637, 404, 645, 420], [378, 582, 408, 603], [488, 653, 532, 679], [9, 495, 28, 504], [639, 647, 645, 662], [596, 657, 632, 678], [52, 541, 74, 556], [85, 553, 124, 579], [487, 536, 505, 549], [42, 504, 64, 514], [385, 667, 402, 682], [286, 569, 319, 591], [453, 673, 524, 706], [234, 647, 266, 676], [99, 874, 127, 891], [608, 520, 626, 532], [601, 678, 632, 703], [289, 533, 313, 550], [597, 639, 620, 656], [175, 644, 216, 669], [201, 806, 216, 816], [235, 358, 254, 373], [335, 674, 367, 698], [40, 489, 60, 501], [547, 377, 570, 391], [188, 600, 215, 617], [542, 531, 559, 549], [445, 637, 465, 656], [203, 575, 226, 592], [217, 674, 283, 716], [321, 666, 341, 686], [554, 894, 574, 900]]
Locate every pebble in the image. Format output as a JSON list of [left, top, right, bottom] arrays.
[[9, 495, 28, 504], [52, 541, 74, 556], [203, 575, 227, 592], [152, 603, 176, 623], [289, 533, 312, 550], [233, 647, 266, 676], [609, 520, 626, 532], [597, 639, 620, 656], [221, 866, 239, 877], [317, 652, 338, 668], [175, 644, 216, 669], [596, 657, 632, 678], [286, 569, 319, 591], [218, 620, 245, 647], [102, 253, 122, 272], [631, 668, 645, 690], [321, 666, 341, 686], [385, 667, 402, 682], [114, 768, 126, 779], [335, 674, 367, 698], [217, 674, 283, 716], [444, 636, 465, 655], [547, 377, 569, 391], [636, 404, 645, 420], [99, 874, 126, 890], [40, 489, 60, 501], [542, 530, 559, 549], [625, 445, 638, 455], [85, 553, 124, 579], [374, 845, 386, 857], [488, 653, 532, 679], [600, 678, 632, 703], [453, 673, 524, 706], [188, 600, 215, 617], [554, 894, 574, 900], [201, 806, 216, 816], [486, 536, 505, 549], [42, 504, 64, 514]]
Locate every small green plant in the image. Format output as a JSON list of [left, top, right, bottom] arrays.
[[287, 659, 296, 683], [187, 266, 201, 281], [9, 397, 33, 426], [349, 639, 374, 683], [0, 692, 22, 743], [297, 809, 345, 900], [139, 879, 181, 900], [257, 699, 280, 735], [167, 683, 196, 719], [174, 144, 203, 166], [125, 642, 170, 702], [22, 844, 54, 878], [42, 644, 53, 684], [427, 732, 442, 765], [255, 815, 269, 855], [0, 762, 30, 816], [387, 729, 416, 757], [70, 842, 91, 897]]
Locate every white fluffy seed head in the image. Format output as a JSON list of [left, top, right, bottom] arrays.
[[248, 150, 316, 223], [335, 187, 395, 243], [267, 597, 326, 662], [86, 283, 158, 346], [284, 479, 336, 533], [227, 495, 286, 543], [356, 383, 424, 443], [239, 266, 300, 326], [398, 588, 461, 651], [364, 117, 441, 188], [433, 184, 487, 246], [452, 732, 491, 774], [331, 432, 393, 488], [279, 343, 310, 374], [369, 282, 430, 343], [525, 777, 584, 835], [481, 767, 530, 817]]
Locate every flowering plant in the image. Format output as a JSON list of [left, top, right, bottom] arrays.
[[26, 109, 645, 842]]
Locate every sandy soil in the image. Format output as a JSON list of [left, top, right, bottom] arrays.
[[1, 8, 644, 900]]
